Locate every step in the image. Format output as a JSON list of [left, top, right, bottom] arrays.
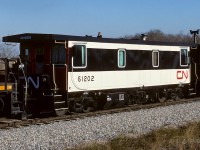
[[12, 101, 22, 104], [54, 95, 62, 97], [11, 110, 23, 114], [11, 106, 21, 111], [189, 88, 194, 91], [54, 101, 67, 109], [54, 95, 63, 102], [189, 93, 196, 96], [55, 108, 68, 111], [54, 101, 66, 104]]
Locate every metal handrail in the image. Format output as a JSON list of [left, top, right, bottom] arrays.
[[52, 63, 67, 91]]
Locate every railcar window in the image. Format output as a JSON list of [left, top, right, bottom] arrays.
[[36, 48, 44, 62], [51, 45, 66, 64], [23, 48, 29, 61], [118, 49, 126, 68], [24, 48, 29, 62], [180, 49, 188, 66], [152, 50, 159, 67], [72, 45, 87, 68], [25, 49, 29, 56]]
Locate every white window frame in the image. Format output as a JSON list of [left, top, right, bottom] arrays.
[[118, 49, 126, 68], [72, 44, 87, 69], [180, 48, 188, 67], [152, 50, 159, 67]]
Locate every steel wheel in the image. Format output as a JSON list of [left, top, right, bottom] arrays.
[[81, 98, 92, 113], [158, 96, 166, 103], [157, 92, 166, 103]]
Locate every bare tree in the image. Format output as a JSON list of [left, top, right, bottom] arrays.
[[0, 39, 19, 71], [0, 40, 19, 58]]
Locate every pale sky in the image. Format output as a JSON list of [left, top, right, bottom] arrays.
[[0, 0, 199, 39]]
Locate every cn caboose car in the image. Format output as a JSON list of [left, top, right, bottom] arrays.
[[1, 33, 200, 117]]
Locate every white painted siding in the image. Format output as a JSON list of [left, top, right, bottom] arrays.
[[68, 69, 190, 92], [68, 41, 189, 52]]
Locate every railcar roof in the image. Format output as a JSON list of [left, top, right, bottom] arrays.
[[2, 33, 193, 47]]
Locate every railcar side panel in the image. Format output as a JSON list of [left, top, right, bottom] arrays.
[[67, 41, 190, 92]]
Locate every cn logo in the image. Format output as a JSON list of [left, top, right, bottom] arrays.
[[27, 76, 39, 89], [177, 71, 188, 80], [19, 76, 40, 89]]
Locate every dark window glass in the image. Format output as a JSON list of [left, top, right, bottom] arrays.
[[36, 48, 44, 62], [51, 45, 66, 64], [152, 51, 159, 67], [180, 49, 188, 66], [73, 45, 86, 67]]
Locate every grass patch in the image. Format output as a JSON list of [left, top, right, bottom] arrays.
[[69, 121, 200, 150]]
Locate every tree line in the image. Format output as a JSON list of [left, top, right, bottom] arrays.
[[122, 29, 199, 43]]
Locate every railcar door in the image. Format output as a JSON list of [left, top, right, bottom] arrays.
[[51, 44, 67, 91]]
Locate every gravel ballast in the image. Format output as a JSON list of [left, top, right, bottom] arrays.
[[0, 101, 200, 149]]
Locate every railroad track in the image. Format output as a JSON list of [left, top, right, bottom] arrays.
[[0, 97, 199, 130]]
